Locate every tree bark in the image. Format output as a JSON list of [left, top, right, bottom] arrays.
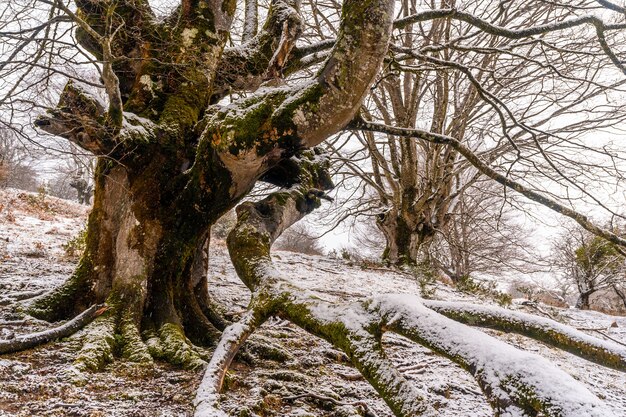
[[25, 0, 396, 370], [378, 208, 438, 266], [576, 291, 593, 310]]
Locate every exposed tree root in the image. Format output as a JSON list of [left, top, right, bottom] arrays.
[[119, 309, 153, 364], [194, 281, 230, 332], [181, 288, 223, 347], [0, 289, 47, 306], [74, 313, 117, 371], [25, 267, 89, 322], [0, 304, 106, 355], [194, 309, 266, 416], [153, 322, 207, 370], [196, 151, 625, 417]]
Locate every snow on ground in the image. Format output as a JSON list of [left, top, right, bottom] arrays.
[[1, 188, 625, 416]]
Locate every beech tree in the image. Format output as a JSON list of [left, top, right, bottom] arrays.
[[2, 1, 626, 417], [329, 0, 626, 267]]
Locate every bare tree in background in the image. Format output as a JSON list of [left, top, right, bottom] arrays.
[[0, 128, 39, 191], [2, 1, 626, 416], [330, 0, 626, 271], [274, 222, 324, 255], [431, 180, 539, 282]]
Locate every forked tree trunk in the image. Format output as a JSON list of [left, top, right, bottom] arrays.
[[28, 157, 229, 368], [25, 0, 396, 370], [378, 209, 437, 266]]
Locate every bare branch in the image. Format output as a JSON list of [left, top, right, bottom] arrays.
[[350, 117, 626, 251]]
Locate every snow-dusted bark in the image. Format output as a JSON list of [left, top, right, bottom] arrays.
[[194, 310, 265, 417], [0, 304, 106, 354], [200, 149, 623, 417], [423, 300, 626, 370], [375, 295, 617, 417]]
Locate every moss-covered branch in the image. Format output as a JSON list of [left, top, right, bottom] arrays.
[[195, 0, 395, 202], [211, 0, 303, 102], [423, 300, 626, 371], [374, 295, 616, 417]]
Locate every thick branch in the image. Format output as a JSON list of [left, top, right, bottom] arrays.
[[211, 0, 303, 101], [374, 295, 617, 417], [34, 81, 108, 154], [220, 149, 620, 417], [423, 300, 626, 371], [227, 150, 333, 289], [0, 304, 107, 354], [395, 8, 626, 35], [197, 0, 395, 201], [35, 81, 158, 155]]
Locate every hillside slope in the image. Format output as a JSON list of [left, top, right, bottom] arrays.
[[0, 189, 625, 416]]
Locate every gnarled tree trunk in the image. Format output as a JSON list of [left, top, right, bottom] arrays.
[[26, 0, 395, 369]]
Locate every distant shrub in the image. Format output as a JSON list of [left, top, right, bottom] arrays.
[[274, 223, 324, 256], [456, 275, 512, 306], [408, 259, 438, 299], [63, 227, 87, 259], [22, 187, 53, 213]]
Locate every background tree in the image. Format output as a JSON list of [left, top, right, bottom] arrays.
[[431, 180, 540, 282], [0, 128, 39, 191], [329, 0, 626, 271], [553, 224, 626, 310]]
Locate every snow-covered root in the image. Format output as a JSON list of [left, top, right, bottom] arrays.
[[423, 300, 626, 371], [374, 295, 617, 417], [280, 296, 435, 415], [0, 304, 107, 355], [222, 151, 620, 417], [194, 309, 265, 417], [339, 323, 433, 416]]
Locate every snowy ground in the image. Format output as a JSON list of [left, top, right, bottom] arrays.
[[0, 188, 625, 416]]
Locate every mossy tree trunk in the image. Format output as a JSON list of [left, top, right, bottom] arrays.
[[378, 206, 439, 266], [28, 0, 396, 369]]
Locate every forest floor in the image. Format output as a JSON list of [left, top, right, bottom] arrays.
[[0, 188, 625, 417]]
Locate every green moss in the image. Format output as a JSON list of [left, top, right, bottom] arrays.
[[157, 323, 206, 370], [159, 91, 204, 136], [74, 313, 117, 371], [118, 304, 153, 364]]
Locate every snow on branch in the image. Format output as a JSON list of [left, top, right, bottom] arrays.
[[423, 300, 626, 371], [374, 294, 617, 417], [34, 81, 158, 156], [194, 309, 265, 417]]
